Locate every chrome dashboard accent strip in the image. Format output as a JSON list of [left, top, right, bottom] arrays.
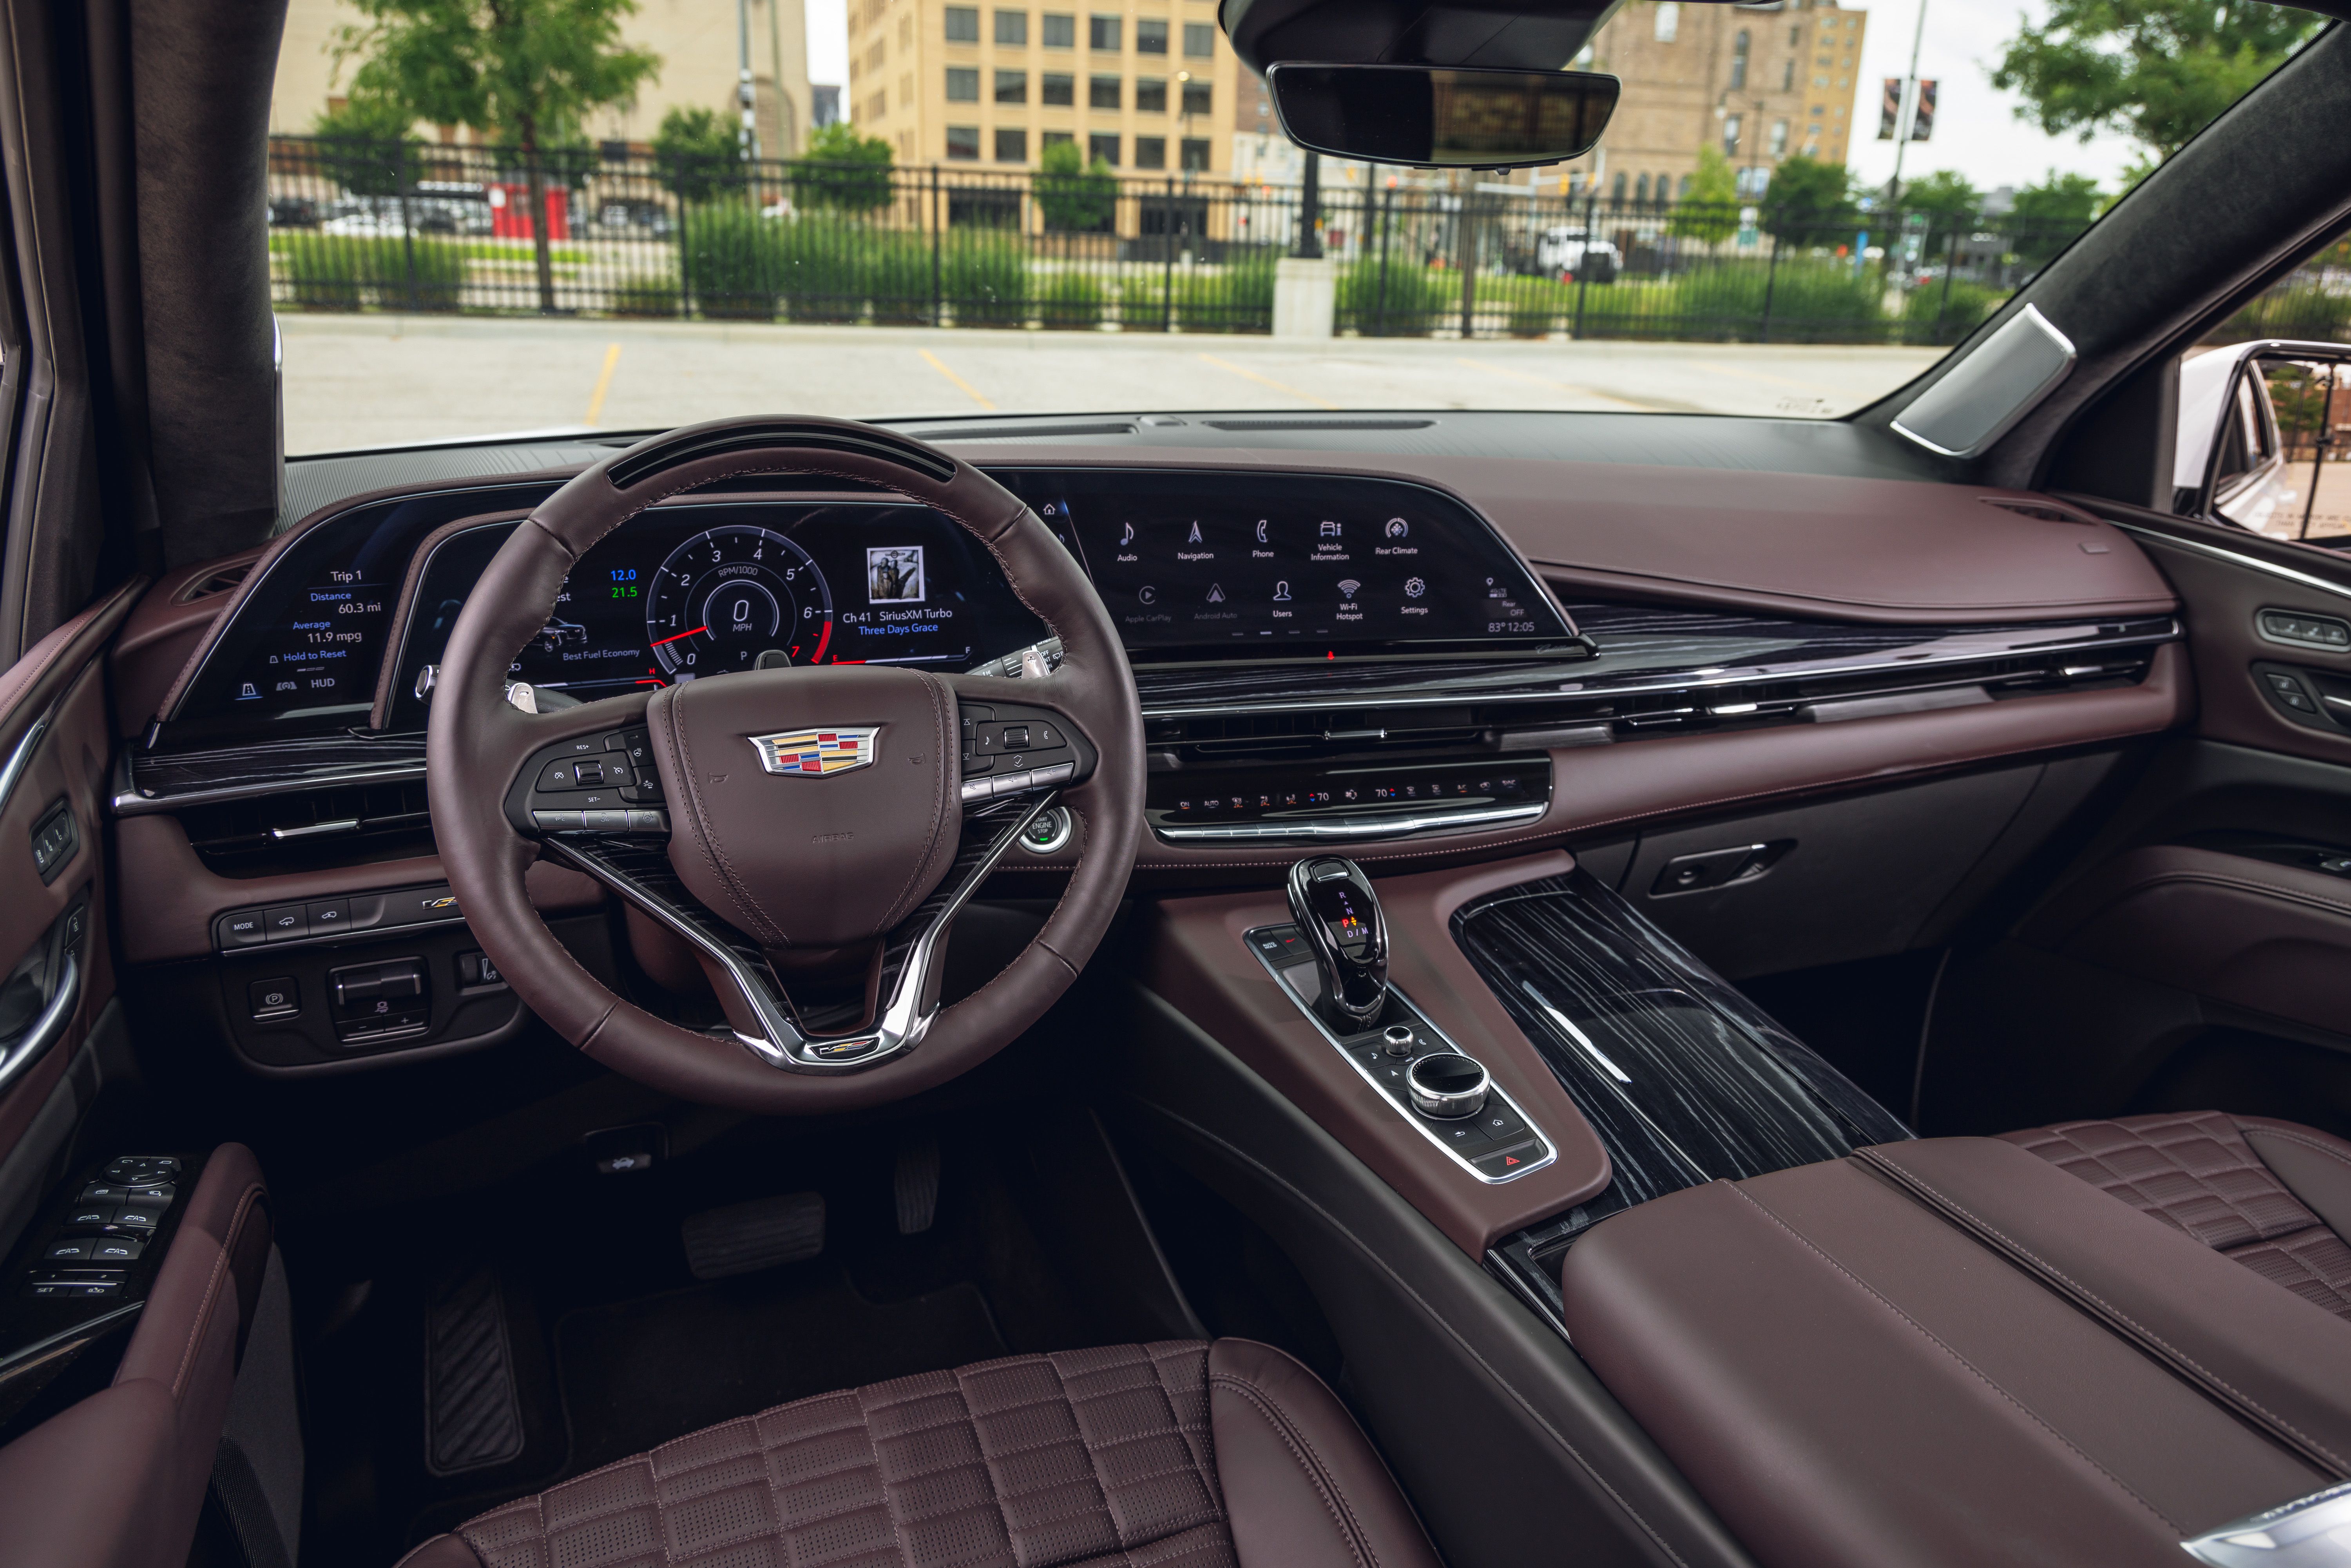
[[2110, 523, 2351, 606], [111, 760, 429, 816], [1135, 621, 2179, 720], [2182, 1480, 2351, 1566], [1244, 924, 1557, 1186], [1156, 801, 1545, 843], [0, 695, 58, 818]]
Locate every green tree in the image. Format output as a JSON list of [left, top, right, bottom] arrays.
[[333, 0, 661, 312], [788, 123, 896, 214], [2010, 169, 2103, 264], [1032, 139, 1117, 232], [654, 105, 739, 204], [1760, 156, 1858, 247], [310, 97, 418, 198], [1992, 0, 2320, 163], [1669, 146, 1740, 244]]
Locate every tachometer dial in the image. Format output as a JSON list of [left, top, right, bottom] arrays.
[[645, 525, 833, 677]]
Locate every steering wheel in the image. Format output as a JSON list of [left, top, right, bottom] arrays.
[[425, 416, 1144, 1111]]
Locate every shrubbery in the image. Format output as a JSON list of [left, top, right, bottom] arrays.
[[279, 234, 466, 310]]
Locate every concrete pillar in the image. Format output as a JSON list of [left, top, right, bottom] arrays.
[[1273, 256, 1335, 339]]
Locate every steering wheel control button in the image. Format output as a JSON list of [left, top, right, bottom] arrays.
[[581, 809, 630, 833], [533, 809, 585, 830], [248, 978, 300, 1019], [1406, 1052, 1492, 1119]]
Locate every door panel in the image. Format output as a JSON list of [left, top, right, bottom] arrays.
[[0, 579, 139, 1255]]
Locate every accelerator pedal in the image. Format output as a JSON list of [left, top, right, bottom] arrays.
[[895, 1134, 942, 1236]]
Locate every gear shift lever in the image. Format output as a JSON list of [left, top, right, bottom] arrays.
[[1286, 856, 1389, 1028]]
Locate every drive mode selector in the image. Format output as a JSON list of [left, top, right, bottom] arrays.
[[1406, 1052, 1491, 1119]]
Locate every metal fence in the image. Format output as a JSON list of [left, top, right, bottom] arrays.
[[265, 135, 2099, 344]]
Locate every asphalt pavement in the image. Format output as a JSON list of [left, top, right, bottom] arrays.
[[277, 313, 1947, 456]]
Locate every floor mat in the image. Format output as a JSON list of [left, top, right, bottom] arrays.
[[551, 1262, 1008, 1475]]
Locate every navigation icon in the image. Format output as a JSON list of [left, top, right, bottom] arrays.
[[1272, 581, 1292, 601], [1187, 521, 1203, 544], [1337, 579, 1361, 599], [1386, 518, 1409, 539], [1206, 584, 1226, 603]]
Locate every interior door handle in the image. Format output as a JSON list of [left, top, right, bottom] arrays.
[[0, 951, 78, 1099]]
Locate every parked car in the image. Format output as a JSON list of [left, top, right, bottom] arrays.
[[1534, 225, 1620, 282], [265, 195, 318, 228]]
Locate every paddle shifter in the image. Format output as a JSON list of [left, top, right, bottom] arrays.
[[1285, 856, 1390, 1028]]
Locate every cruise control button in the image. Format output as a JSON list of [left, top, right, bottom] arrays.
[[958, 779, 994, 803], [624, 809, 669, 833], [1029, 761, 1076, 786], [580, 809, 630, 832], [540, 761, 585, 791], [960, 753, 994, 775], [991, 770, 1034, 795], [532, 809, 585, 830]]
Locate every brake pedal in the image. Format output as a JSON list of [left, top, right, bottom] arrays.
[[895, 1135, 941, 1235], [682, 1191, 826, 1280]]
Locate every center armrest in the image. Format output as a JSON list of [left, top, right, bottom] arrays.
[[1558, 1137, 2351, 1568]]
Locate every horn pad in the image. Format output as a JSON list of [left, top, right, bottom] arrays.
[[647, 666, 963, 951]]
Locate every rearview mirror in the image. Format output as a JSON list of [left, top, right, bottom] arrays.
[[1266, 63, 1619, 169], [2178, 339, 2351, 546]]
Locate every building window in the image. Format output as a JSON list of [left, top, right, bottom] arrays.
[[1635, 173, 1650, 203], [1089, 131, 1120, 163], [995, 127, 1028, 161], [1789, 24, 1801, 43], [1042, 129, 1074, 148], [996, 69, 1027, 103], [1769, 118, 1789, 155], [1137, 17, 1168, 53], [1730, 30, 1749, 89], [996, 8, 1027, 45], [1809, 103, 1824, 116], [945, 6, 980, 42], [1042, 12, 1074, 47], [1722, 112, 1741, 153], [1181, 80, 1212, 116], [1678, 174, 1693, 198], [1136, 76, 1166, 112], [1654, 2, 1680, 42], [946, 66, 980, 101], [1134, 134, 1166, 168], [1611, 171, 1627, 201], [1090, 74, 1121, 109], [1183, 22, 1215, 57], [1180, 136, 1210, 170], [1042, 71, 1075, 104], [1781, 59, 1795, 89], [947, 125, 982, 159], [1089, 14, 1120, 50]]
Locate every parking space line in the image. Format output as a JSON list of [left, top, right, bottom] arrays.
[[1196, 353, 1341, 409], [583, 342, 622, 424], [920, 349, 996, 409], [1453, 357, 1657, 411]]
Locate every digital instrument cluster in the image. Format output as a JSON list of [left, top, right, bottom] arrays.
[[381, 500, 1048, 731], [999, 470, 1573, 657]]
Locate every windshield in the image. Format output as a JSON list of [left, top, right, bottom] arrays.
[[268, 0, 2330, 455]]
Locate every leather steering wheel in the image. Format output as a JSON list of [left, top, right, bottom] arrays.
[[425, 416, 1144, 1111]]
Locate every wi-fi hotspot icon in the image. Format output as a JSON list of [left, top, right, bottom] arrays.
[[1338, 579, 1362, 598]]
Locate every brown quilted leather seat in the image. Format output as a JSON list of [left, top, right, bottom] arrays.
[[2001, 1112, 2351, 1318], [396, 1338, 1440, 1568]]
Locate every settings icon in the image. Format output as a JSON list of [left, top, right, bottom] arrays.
[[1403, 577, 1426, 599]]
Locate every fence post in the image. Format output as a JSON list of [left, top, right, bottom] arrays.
[[1374, 184, 1392, 335], [1934, 223, 1961, 343], [394, 139, 420, 313], [1458, 191, 1478, 338], [1759, 227, 1781, 344], [931, 165, 944, 326], [674, 175, 692, 320], [1162, 177, 1177, 332], [1573, 195, 1593, 340]]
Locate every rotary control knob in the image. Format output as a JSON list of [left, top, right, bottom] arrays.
[[1406, 1052, 1491, 1120]]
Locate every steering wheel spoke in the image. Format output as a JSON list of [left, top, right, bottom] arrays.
[[543, 790, 1057, 1073]]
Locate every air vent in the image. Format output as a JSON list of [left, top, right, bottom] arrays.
[[175, 564, 251, 604], [918, 422, 1139, 441], [1201, 418, 1437, 432], [176, 779, 434, 875]]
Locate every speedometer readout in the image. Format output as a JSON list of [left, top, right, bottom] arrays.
[[645, 525, 835, 675]]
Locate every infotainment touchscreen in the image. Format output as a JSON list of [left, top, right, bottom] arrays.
[[998, 470, 1574, 659]]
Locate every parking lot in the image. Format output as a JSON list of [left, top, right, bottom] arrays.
[[278, 313, 1945, 455]]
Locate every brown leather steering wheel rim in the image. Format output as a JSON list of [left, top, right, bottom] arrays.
[[424, 416, 1144, 1112]]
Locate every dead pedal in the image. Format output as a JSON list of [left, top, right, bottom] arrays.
[[424, 1264, 525, 1476], [895, 1135, 941, 1235], [682, 1191, 826, 1280]]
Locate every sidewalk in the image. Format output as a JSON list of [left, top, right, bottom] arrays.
[[277, 313, 1947, 456]]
